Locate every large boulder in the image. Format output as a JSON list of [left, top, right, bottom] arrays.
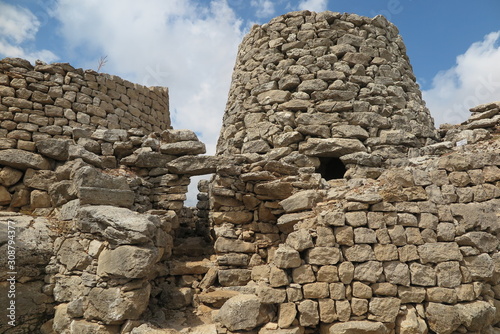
[[76, 206, 161, 245], [215, 294, 274, 331]]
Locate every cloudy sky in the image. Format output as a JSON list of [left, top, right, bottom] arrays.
[[1, 0, 500, 148]]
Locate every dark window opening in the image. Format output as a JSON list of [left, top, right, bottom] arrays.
[[316, 157, 346, 180]]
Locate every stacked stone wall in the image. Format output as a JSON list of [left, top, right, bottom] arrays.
[[202, 10, 500, 334]]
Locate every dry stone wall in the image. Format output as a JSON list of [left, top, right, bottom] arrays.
[[201, 10, 500, 334], [217, 10, 438, 166]]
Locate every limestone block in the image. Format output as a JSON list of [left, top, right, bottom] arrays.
[[417, 242, 462, 263], [456, 231, 499, 253], [464, 254, 494, 280], [373, 244, 398, 261], [84, 284, 150, 324], [396, 306, 428, 334], [122, 149, 176, 168], [368, 297, 400, 323], [353, 261, 383, 283], [23, 169, 57, 190], [0, 149, 51, 170], [410, 263, 436, 286], [69, 320, 120, 334], [166, 155, 219, 175], [306, 247, 341, 265], [334, 226, 354, 246], [286, 229, 314, 251], [160, 141, 206, 155], [215, 294, 274, 331], [351, 298, 369, 316], [436, 261, 462, 288], [58, 237, 92, 271], [36, 139, 71, 160], [198, 290, 240, 308], [354, 227, 377, 243], [0, 166, 23, 186], [298, 299, 319, 327], [77, 206, 160, 244], [456, 300, 497, 331], [218, 269, 251, 287], [214, 237, 255, 253], [345, 212, 367, 227], [274, 244, 302, 268], [292, 265, 315, 284], [397, 286, 426, 304], [97, 245, 158, 278], [68, 145, 103, 167], [322, 321, 389, 334], [336, 300, 351, 322], [343, 244, 375, 262], [317, 298, 336, 323], [383, 262, 410, 286], [352, 281, 372, 299], [279, 190, 323, 213], [257, 90, 291, 105], [212, 211, 253, 225], [425, 302, 461, 334], [269, 266, 290, 288], [168, 260, 213, 275], [257, 285, 287, 304], [0, 186, 11, 205], [303, 282, 329, 299], [426, 287, 457, 303], [278, 303, 297, 328], [299, 138, 366, 157], [338, 262, 355, 284]]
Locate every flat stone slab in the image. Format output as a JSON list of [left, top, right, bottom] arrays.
[[0, 149, 51, 170]]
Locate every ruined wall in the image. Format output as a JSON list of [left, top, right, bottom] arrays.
[[0, 57, 210, 333], [203, 10, 500, 334]]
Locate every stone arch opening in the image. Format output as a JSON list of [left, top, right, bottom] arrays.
[[316, 157, 346, 180]]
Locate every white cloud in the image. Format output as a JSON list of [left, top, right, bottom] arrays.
[[423, 31, 500, 126], [251, 0, 275, 18], [297, 0, 328, 12], [0, 2, 57, 63], [53, 0, 245, 204], [53, 0, 243, 152]]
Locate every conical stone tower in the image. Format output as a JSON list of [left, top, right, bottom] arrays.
[[216, 10, 438, 178]]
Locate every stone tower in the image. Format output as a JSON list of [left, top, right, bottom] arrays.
[[216, 10, 438, 179]]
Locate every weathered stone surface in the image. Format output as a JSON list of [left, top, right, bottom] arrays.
[[278, 303, 297, 328], [298, 299, 319, 327], [97, 245, 158, 278], [456, 300, 496, 331], [166, 155, 219, 175], [212, 211, 253, 225], [0, 166, 23, 186], [426, 303, 461, 334], [286, 229, 314, 251], [198, 290, 240, 308], [36, 139, 71, 160], [274, 244, 302, 268], [307, 247, 341, 265], [280, 190, 323, 213], [216, 294, 274, 331], [396, 306, 428, 334], [455, 231, 499, 252], [214, 237, 255, 253], [218, 269, 252, 287], [299, 138, 366, 157], [76, 206, 160, 244], [322, 321, 389, 334], [0, 149, 51, 170], [417, 243, 462, 263], [368, 297, 400, 322], [160, 141, 206, 155], [84, 284, 150, 324]]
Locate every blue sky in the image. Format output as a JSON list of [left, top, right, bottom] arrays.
[[1, 0, 499, 146]]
